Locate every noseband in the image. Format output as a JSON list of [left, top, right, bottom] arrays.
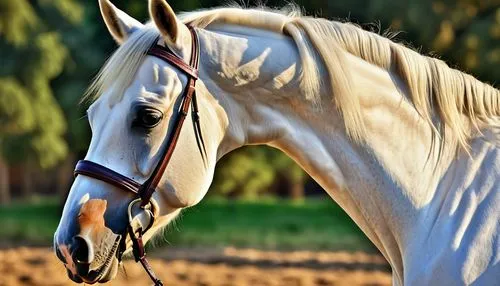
[[73, 26, 203, 286]]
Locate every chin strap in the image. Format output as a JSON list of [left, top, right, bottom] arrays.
[[126, 199, 163, 286]]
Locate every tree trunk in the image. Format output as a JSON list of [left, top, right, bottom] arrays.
[[289, 178, 305, 201], [0, 156, 10, 204], [21, 163, 33, 198]]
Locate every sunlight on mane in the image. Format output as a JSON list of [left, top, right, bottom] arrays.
[[84, 24, 160, 103], [182, 5, 500, 150], [86, 5, 499, 151]]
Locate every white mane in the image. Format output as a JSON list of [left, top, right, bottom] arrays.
[[87, 6, 500, 150]]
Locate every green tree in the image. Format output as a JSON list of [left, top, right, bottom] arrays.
[[211, 146, 307, 200], [0, 0, 83, 203]]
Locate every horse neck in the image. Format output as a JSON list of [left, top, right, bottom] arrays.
[[198, 26, 457, 280]]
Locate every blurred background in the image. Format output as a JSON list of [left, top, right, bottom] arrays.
[[0, 0, 498, 285]]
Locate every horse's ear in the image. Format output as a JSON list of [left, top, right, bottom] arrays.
[[99, 0, 143, 44], [149, 0, 179, 43]]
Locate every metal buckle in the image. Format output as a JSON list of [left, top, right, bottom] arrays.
[[127, 199, 154, 263], [128, 198, 155, 233]]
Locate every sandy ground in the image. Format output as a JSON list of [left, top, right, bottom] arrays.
[[0, 247, 391, 286]]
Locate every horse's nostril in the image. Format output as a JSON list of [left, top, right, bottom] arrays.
[[72, 235, 93, 264], [54, 245, 67, 264]]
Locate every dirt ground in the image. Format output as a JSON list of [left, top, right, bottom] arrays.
[[0, 247, 391, 286]]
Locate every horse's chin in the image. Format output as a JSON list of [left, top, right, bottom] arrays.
[[70, 256, 119, 284], [94, 256, 120, 283]]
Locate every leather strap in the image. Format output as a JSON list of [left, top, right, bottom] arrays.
[[74, 160, 141, 194], [138, 26, 200, 207], [73, 25, 202, 286], [74, 26, 201, 203], [127, 225, 163, 286], [147, 46, 198, 79]]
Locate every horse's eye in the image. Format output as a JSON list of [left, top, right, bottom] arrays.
[[133, 107, 163, 129]]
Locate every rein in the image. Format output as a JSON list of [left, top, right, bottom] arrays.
[[73, 26, 203, 286]]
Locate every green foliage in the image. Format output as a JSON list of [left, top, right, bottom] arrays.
[[165, 198, 374, 251], [0, 197, 375, 251], [0, 0, 83, 168], [0, 0, 39, 46], [382, 0, 500, 82], [40, 0, 84, 24], [0, 196, 60, 244], [0, 78, 35, 134], [211, 146, 306, 198], [212, 148, 274, 197]]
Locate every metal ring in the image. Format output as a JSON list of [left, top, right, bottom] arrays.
[[128, 198, 155, 232], [128, 198, 150, 223]]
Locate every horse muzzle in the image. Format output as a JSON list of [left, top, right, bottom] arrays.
[[54, 199, 125, 284]]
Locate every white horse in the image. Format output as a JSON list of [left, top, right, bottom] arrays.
[[54, 0, 499, 284]]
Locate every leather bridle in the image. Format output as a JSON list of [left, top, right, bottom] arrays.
[[73, 26, 203, 286]]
